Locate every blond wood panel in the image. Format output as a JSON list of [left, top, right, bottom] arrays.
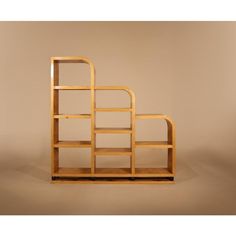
[[54, 114, 91, 119], [51, 59, 59, 174], [95, 168, 130, 174], [95, 108, 132, 112], [51, 56, 93, 64], [95, 148, 132, 155], [57, 167, 91, 174], [135, 168, 173, 177], [94, 127, 132, 134], [136, 114, 167, 119], [54, 141, 91, 148], [54, 86, 91, 90], [90, 61, 96, 174], [94, 86, 130, 90]]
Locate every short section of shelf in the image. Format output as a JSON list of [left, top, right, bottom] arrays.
[[54, 114, 91, 119], [54, 86, 91, 90], [95, 148, 132, 155], [53, 167, 173, 177], [95, 108, 132, 112], [135, 141, 173, 148], [54, 141, 91, 148], [94, 127, 132, 134]]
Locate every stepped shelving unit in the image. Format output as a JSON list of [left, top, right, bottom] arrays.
[[51, 56, 176, 183]]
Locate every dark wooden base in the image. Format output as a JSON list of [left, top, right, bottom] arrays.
[[51, 176, 175, 184]]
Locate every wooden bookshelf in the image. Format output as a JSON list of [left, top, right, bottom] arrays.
[[51, 56, 176, 183]]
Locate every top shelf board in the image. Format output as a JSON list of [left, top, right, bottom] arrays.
[[51, 57, 92, 64], [136, 114, 168, 119]]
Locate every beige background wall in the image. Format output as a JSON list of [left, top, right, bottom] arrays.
[[0, 22, 236, 214]]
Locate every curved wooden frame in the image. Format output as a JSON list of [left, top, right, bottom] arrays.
[[51, 56, 176, 183], [135, 114, 176, 175]]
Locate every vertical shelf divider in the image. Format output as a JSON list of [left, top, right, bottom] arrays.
[[51, 59, 59, 175]]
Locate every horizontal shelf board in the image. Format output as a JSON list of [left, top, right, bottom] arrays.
[[53, 168, 173, 177], [94, 86, 130, 90], [51, 57, 91, 63], [54, 86, 91, 90], [54, 141, 91, 148], [95, 148, 132, 155], [53, 86, 132, 91], [136, 114, 167, 119], [135, 168, 173, 177], [54, 114, 91, 119], [135, 141, 173, 148], [94, 127, 132, 134], [95, 168, 131, 176], [95, 108, 132, 112], [54, 168, 91, 177]]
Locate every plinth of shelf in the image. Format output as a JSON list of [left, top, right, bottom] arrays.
[[135, 141, 173, 148], [52, 167, 173, 178], [54, 141, 91, 148]]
